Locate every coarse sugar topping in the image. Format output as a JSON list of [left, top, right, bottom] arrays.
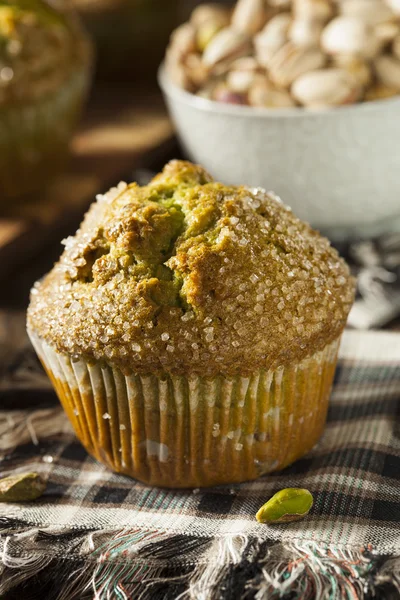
[[27, 160, 355, 376]]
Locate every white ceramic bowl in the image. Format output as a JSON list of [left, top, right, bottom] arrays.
[[159, 65, 400, 240]]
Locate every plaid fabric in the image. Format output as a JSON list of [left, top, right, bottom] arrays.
[[0, 326, 399, 600]]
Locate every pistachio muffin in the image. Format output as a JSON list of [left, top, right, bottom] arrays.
[[27, 160, 354, 488], [0, 0, 92, 198]]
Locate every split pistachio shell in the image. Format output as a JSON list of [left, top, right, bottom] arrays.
[[197, 22, 224, 53], [227, 57, 260, 92], [213, 83, 247, 104], [288, 18, 323, 48], [202, 27, 251, 67], [256, 488, 314, 523], [375, 21, 400, 43], [292, 68, 361, 106], [321, 17, 382, 60], [374, 54, 400, 91], [269, 42, 326, 88], [231, 0, 267, 35], [293, 0, 333, 22], [385, 0, 400, 15], [254, 13, 291, 67], [393, 34, 400, 60], [191, 4, 231, 28], [365, 82, 399, 100], [333, 55, 372, 87], [248, 75, 296, 106], [169, 23, 197, 59], [184, 53, 209, 87], [339, 0, 396, 26], [0, 472, 46, 502]]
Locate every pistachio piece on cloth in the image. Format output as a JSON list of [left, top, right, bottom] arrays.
[[0, 472, 46, 503], [256, 488, 314, 523]]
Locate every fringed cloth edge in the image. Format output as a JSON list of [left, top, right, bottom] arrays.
[[1, 524, 399, 600]]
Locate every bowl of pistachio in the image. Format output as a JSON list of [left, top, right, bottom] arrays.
[[159, 0, 400, 240]]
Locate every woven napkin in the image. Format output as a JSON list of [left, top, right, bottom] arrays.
[[0, 327, 399, 600]]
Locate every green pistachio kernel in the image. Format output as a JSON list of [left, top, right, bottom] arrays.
[[0, 472, 46, 502], [256, 488, 314, 524]]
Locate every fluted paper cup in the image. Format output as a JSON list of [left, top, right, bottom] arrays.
[[28, 331, 340, 488]]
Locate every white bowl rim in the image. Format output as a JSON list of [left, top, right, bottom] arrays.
[[158, 63, 400, 119]]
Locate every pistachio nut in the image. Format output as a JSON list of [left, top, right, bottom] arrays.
[[213, 82, 247, 104], [268, 42, 326, 88], [248, 75, 296, 106], [197, 22, 224, 53], [202, 27, 251, 67], [384, 0, 400, 15], [321, 17, 382, 60], [293, 0, 334, 22], [165, 49, 195, 91], [191, 4, 231, 28], [365, 82, 399, 100], [256, 488, 314, 523], [288, 18, 323, 48], [184, 53, 210, 87], [338, 0, 396, 26], [254, 13, 291, 68], [0, 472, 46, 502], [169, 22, 197, 59], [292, 68, 361, 106], [333, 55, 372, 87], [197, 78, 221, 100], [374, 54, 400, 91], [392, 34, 400, 60], [231, 0, 267, 35], [227, 57, 260, 92], [375, 21, 400, 43]]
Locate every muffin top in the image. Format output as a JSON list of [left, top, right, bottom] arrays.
[[27, 160, 354, 376], [0, 0, 91, 105]]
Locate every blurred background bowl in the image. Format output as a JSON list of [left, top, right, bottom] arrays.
[[159, 64, 400, 241]]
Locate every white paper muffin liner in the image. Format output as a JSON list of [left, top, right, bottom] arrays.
[[28, 331, 340, 488]]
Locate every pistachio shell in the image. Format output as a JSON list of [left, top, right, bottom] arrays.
[[392, 34, 400, 59], [384, 0, 400, 15], [268, 42, 326, 88], [338, 0, 396, 26], [293, 0, 334, 22], [333, 55, 372, 87], [197, 21, 223, 53], [191, 4, 231, 28], [202, 27, 251, 67], [165, 49, 195, 91], [288, 18, 323, 48], [213, 83, 247, 104], [256, 488, 314, 524], [248, 75, 296, 106], [0, 473, 46, 503], [254, 13, 291, 67], [375, 20, 400, 43], [231, 0, 267, 35], [365, 82, 399, 100], [184, 53, 210, 87], [226, 57, 260, 93], [291, 68, 361, 106], [169, 23, 197, 58], [321, 17, 382, 59], [374, 54, 400, 91]]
